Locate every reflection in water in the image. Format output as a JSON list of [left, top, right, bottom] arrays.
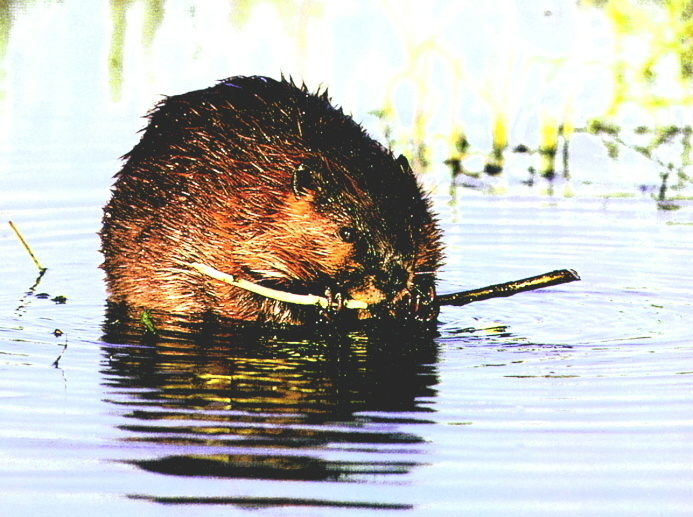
[[101, 313, 438, 507], [108, 0, 165, 101]]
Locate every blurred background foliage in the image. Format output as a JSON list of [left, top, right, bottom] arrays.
[[1, 0, 691, 202]]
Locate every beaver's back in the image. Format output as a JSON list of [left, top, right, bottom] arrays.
[[101, 76, 442, 325]]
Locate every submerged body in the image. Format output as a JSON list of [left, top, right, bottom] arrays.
[[101, 76, 442, 326]]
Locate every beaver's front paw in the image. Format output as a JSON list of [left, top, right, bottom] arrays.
[[395, 275, 437, 323], [411, 275, 438, 322], [318, 287, 346, 322]]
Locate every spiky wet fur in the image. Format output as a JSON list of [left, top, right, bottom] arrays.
[[101, 76, 442, 326]]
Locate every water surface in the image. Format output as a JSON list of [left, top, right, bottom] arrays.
[[2, 1, 693, 514], [1, 192, 691, 516]]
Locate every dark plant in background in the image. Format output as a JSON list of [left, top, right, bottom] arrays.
[[582, 119, 693, 206]]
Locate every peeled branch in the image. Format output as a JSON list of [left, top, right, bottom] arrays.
[[189, 262, 579, 312], [188, 262, 368, 309]]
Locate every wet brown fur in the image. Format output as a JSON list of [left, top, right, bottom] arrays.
[[101, 76, 442, 326]]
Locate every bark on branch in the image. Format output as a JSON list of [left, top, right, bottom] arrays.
[[436, 269, 580, 307]]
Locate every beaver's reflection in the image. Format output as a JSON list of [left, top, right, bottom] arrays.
[[101, 312, 439, 484]]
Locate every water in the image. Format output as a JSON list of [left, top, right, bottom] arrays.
[[2, 2, 693, 514], [1, 190, 692, 516]]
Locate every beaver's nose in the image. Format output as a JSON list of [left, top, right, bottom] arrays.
[[374, 263, 409, 291]]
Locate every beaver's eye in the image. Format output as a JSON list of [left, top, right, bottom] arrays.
[[339, 226, 358, 243]]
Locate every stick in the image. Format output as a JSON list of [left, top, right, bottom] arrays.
[[189, 262, 579, 311], [51, 329, 68, 368], [436, 269, 580, 306], [188, 262, 368, 309], [9, 221, 46, 273]]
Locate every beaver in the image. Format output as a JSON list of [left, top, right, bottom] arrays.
[[101, 75, 442, 326]]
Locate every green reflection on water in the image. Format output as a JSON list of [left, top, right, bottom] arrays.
[[108, 0, 165, 101]]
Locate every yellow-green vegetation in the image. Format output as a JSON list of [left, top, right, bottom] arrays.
[[584, 119, 692, 201], [379, 0, 468, 173], [538, 113, 559, 180], [9, 221, 46, 273], [3, 0, 691, 198], [230, 0, 323, 75], [443, 127, 471, 179], [483, 110, 508, 176], [0, 0, 12, 63], [139, 309, 158, 334], [383, 42, 464, 172], [449, 0, 693, 197], [561, 106, 575, 181], [0, 0, 24, 103], [583, 0, 693, 115], [108, 0, 165, 101]]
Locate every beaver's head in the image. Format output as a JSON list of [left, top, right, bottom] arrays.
[[207, 147, 442, 324]]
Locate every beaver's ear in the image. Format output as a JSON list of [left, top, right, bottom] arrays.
[[396, 154, 411, 173], [292, 164, 314, 198]]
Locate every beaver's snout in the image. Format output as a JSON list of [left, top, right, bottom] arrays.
[[338, 262, 410, 305], [333, 261, 438, 322], [373, 263, 410, 292]]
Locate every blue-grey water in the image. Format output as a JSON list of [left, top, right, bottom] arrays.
[[1, 189, 692, 516], [2, 1, 693, 515]]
